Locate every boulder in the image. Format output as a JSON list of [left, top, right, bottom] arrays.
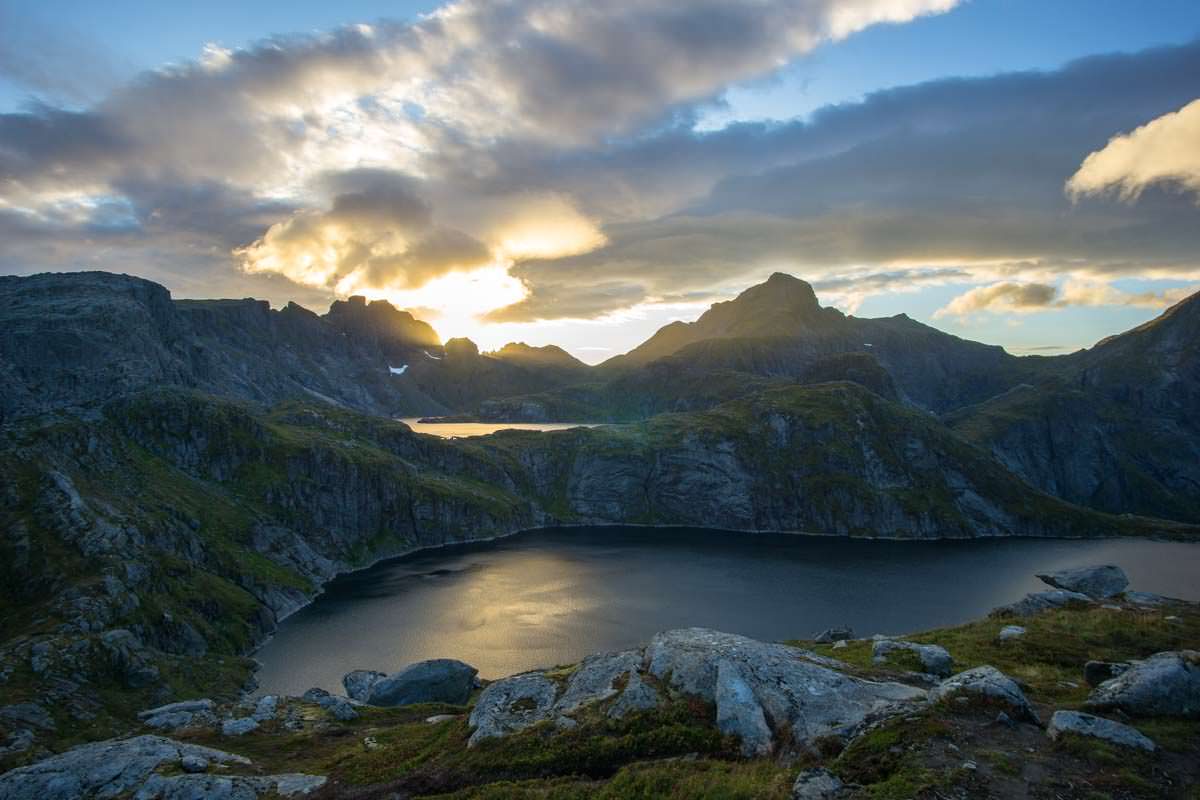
[[315, 695, 358, 722], [646, 628, 925, 749], [179, 754, 208, 773], [715, 660, 773, 757], [1124, 591, 1171, 607], [138, 699, 214, 720], [0, 735, 250, 800], [1047, 710, 1156, 751], [997, 626, 1026, 642], [0, 703, 55, 731], [792, 767, 845, 799], [554, 650, 644, 714], [1036, 565, 1128, 599], [814, 627, 855, 644], [871, 640, 953, 677], [992, 590, 1092, 617], [221, 717, 259, 736], [931, 666, 1038, 722], [1084, 651, 1200, 718], [366, 659, 478, 707], [468, 672, 559, 746], [131, 772, 326, 799], [342, 669, 387, 702], [98, 629, 160, 689], [608, 670, 660, 719], [253, 695, 278, 722], [1084, 660, 1130, 688]]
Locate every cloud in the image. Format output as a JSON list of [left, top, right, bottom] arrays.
[[1067, 98, 1200, 202], [0, 0, 963, 316], [934, 279, 1196, 319], [487, 41, 1200, 321]]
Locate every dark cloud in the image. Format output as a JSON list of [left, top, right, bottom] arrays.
[[489, 41, 1200, 320]]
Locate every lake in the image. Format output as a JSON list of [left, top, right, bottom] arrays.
[[253, 527, 1200, 695], [398, 418, 600, 438]]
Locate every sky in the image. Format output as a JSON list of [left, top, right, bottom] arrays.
[[1, 1, 1199, 361]]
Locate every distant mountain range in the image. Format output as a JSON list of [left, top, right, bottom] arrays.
[[2, 270, 1198, 524]]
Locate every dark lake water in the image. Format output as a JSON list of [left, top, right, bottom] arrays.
[[253, 527, 1200, 695]]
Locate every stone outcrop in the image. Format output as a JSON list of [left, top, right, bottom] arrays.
[[871, 640, 953, 677], [1084, 651, 1200, 718], [1036, 565, 1129, 599], [366, 659, 479, 707], [0, 734, 325, 800], [992, 590, 1093, 617], [1046, 710, 1156, 752], [930, 666, 1038, 722]]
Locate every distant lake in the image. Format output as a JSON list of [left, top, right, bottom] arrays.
[[398, 418, 600, 438], [253, 527, 1200, 695]]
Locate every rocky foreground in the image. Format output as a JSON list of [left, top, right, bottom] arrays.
[[1, 565, 1198, 799]]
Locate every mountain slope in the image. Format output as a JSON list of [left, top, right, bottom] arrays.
[[948, 289, 1200, 522]]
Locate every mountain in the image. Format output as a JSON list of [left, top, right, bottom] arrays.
[[600, 272, 843, 370], [0, 273, 583, 424], [948, 289, 1200, 522]]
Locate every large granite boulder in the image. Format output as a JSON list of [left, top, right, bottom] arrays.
[[0, 734, 325, 800], [1084, 651, 1200, 718], [343, 669, 387, 702], [1036, 565, 1128, 599], [1047, 710, 1156, 752], [930, 666, 1038, 722], [872, 640, 953, 677], [468, 673, 559, 746], [715, 660, 773, 756], [366, 659, 478, 707], [469, 650, 658, 746], [645, 629, 925, 750], [992, 590, 1092, 617]]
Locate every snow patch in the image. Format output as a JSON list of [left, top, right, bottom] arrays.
[[389, 365, 409, 375], [424, 350, 442, 360]]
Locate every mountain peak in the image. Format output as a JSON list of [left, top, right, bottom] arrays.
[[324, 295, 441, 354]]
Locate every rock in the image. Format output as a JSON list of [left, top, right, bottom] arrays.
[[1084, 651, 1200, 718], [468, 672, 559, 746], [301, 688, 329, 702], [179, 754, 208, 773], [715, 660, 773, 757], [1084, 660, 1130, 688], [608, 669, 661, 719], [871, 640, 953, 677], [1036, 565, 1128, 599], [1125, 591, 1171, 607], [0, 703, 55, 731], [221, 717, 259, 736], [646, 628, 925, 749], [831, 640, 848, 650], [253, 695, 279, 722], [997, 625, 1026, 642], [363, 736, 381, 751], [315, 695, 358, 721], [425, 714, 457, 724], [555, 650, 643, 714], [1047, 710, 1156, 751], [0, 735, 250, 799], [342, 669, 387, 702], [366, 659, 478, 707], [995, 711, 1013, 727], [791, 767, 844, 799], [132, 772, 326, 799], [138, 699, 214, 720], [931, 666, 1038, 722], [98, 629, 160, 688], [992, 590, 1092, 617], [814, 627, 855, 644]]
